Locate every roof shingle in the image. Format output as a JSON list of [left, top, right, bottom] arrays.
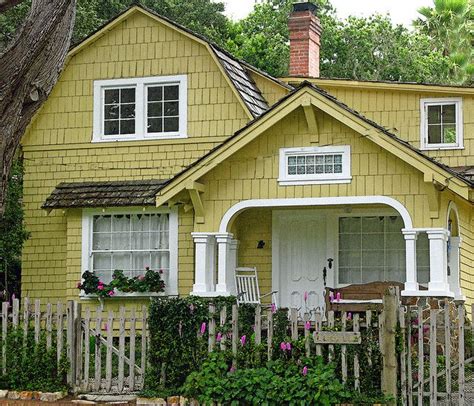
[[42, 180, 169, 209]]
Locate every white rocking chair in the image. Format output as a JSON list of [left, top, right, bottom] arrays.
[[235, 267, 278, 308]]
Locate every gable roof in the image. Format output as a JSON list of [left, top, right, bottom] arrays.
[[154, 82, 473, 207], [67, 4, 274, 119], [42, 180, 169, 209]]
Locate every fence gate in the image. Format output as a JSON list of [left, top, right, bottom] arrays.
[[72, 302, 148, 393]]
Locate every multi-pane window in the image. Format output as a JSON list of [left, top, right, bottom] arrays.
[[338, 216, 406, 285], [93, 75, 187, 142], [91, 213, 170, 284], [421, 99, 463, 149], [147, 85, 179, 134], [279, 146, 351, 185], [103, 88, 136, 136]]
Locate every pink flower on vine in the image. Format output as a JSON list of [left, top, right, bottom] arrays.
[[240, 335, 246, 346], [108, 290, 115, 296], [216, 332, 222, 342], [286, 342, 291, 351], [280, 342, 286, 351], [97, 285, 104, 291], [271, 303, 277, 314], [200, 322, 207, 335], [304, 321, 311, 330], [302, 366, 308, 376]]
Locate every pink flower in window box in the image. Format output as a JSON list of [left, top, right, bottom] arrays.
[[108, 290, 115, 296]]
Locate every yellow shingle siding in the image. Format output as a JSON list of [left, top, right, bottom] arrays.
[[250, 72, 289, 107], [316, 85, 474, 168], [21, 10, 250, 304]]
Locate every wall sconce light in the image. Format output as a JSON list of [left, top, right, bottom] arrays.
[[257, 240, 265, 249]]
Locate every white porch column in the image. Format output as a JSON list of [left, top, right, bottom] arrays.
[[228, 239, 240, 295], [426, 229, 453, 297], [215, 233, 234, 296], [448, 236, 465, 300], [191, 233, 216, 296], [402, 229, 419, 295]]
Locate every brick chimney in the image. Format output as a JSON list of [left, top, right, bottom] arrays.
[[288, 1, 322, 77]]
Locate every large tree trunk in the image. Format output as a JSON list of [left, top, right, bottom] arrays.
[[0, 0, 76, 215]]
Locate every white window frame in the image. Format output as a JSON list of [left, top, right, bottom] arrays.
[[81, 207, 179, 297], [93, 75, 187, 142], [278, 145, 351, 185], [420, 97, 463, 150]]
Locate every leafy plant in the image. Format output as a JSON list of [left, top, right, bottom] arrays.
[[183, 351, 351, 405], [77, 268, 165, 298]]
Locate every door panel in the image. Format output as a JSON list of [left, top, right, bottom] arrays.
[[277, 214, 326, 310]]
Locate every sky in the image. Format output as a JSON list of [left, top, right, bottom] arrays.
[[222, 0, 433, 27]]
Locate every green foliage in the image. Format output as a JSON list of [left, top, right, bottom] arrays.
[[415, 0, 473, 84], [0, 159, 29, 299], [78, 268, 165, 297], [0, 328, 68, 392], [183, 351, 350, 405]]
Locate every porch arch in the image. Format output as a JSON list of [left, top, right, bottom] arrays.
[[219, 196, 414, 233]]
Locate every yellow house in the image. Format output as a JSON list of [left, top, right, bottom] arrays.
[[21, 3, 474, 311]]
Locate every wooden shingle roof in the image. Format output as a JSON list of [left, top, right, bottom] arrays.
[[42, 180, 169, 209]]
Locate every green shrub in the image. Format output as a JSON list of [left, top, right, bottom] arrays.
[[183, 351, 350, 405], [0, 328, 68, 392]]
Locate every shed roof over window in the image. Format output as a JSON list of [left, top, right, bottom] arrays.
[[42, 179, 169, 209]]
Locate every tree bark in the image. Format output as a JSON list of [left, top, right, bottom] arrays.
[[0, 0, 76, 214]]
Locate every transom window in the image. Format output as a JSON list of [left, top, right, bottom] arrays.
[[420, 98, 463, 150], [93, 75, 187, 142], [279, 146, 351, 185], [82, 210, 178, 295]]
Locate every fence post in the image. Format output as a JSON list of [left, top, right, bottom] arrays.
[[66, 300, 76, 387], [232, 304, 238, 367], [381, 287, 398, 403], [74, 302, 82, 390], [458, 303, 465, 406]]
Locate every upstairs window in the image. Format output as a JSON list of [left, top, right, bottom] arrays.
[[279, 146, 351, 185], [93, 75, 187, 142], [420, 98, 463, 150]]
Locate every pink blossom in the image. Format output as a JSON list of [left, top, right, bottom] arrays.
[[108, 290, 115, 296], [286, 342, 291, 351], [304, 321, 311, 330], [97, 285, 104, 291], [280, 342, 287, 351], [304, 291, 308, 302], [271, 303, 277, 313], [216, 332, 222, 342], [302, 366, 308, 376], [240, 335, 246, 346], [347, 312, 352, 321], [200, 322, 206, 335], [336, 292, 341, 302]]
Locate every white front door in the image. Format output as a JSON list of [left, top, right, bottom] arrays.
[[273, 212, 327, 310]]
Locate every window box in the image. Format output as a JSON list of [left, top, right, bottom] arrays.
[[93, 75, 187, 142], [279, 146, 351, 185], [420, 98, 463, 150]]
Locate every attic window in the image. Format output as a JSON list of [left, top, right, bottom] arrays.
[[420, 98, 463, 150], [93, 75, 187, 142], [278, 146, 351, 185]]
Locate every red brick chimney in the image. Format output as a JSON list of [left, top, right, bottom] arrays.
[[288, 2, 322, 77]]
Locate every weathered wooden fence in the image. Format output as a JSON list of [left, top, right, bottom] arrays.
[[0, 293, 472, 403], [0, 298, 148, 394]]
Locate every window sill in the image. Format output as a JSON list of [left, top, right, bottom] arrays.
[[91, 134, 188, 143], [420, 145, 464, 151], [80, 291, 176, 300], [278, 177, 352, 186]]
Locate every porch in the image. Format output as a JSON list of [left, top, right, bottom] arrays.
[[190, 197, 463, 308]]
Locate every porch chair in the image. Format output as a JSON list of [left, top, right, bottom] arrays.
[[235, 267, 278, 308]]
